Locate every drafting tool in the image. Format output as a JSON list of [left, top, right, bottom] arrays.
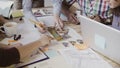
[[48, 27, 63, 41]]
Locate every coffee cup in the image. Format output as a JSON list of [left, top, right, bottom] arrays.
[[0, 22, 18, 37]]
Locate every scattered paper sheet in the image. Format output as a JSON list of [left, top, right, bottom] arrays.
[[59, 48, 113, 68], [27, 56, 73, 68]]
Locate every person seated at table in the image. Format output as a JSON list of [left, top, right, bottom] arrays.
[[0, 34, 52, 67], [52, 0, 112, 31], [22, 0, 46, 33], [106, 0, 120, 30]]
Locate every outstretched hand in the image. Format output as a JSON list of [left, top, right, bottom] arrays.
[[36, 22, 47, 33], [39, 34, 53, 47]]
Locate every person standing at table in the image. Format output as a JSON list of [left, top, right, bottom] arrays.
[[52, 0, 112, 31], [106, 0, 120, 30], [78, 0, 112, 23]]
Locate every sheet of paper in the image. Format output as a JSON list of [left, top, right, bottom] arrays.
[[59, 48, 113, 68], [26, 56, 73, 68], [80, 59, 113, 68], [45, 49, 59, 58]]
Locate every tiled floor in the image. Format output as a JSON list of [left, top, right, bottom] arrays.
[[68, 23, 120, 68]]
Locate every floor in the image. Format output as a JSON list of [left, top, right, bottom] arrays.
[[68, 23, 120, 68]]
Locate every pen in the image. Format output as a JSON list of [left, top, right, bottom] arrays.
[[29, 19, 45, 30]]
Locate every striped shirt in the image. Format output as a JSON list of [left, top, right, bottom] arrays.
[[77, 0, 112, 18], [52, 0, 112, 18]]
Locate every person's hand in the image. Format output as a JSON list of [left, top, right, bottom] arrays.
[[37, 22, 47, 33], [68, 13, 80, 25], [93, 15, 101, 22], [54, 16, 64, 31], [39, 34, 53, 46], [89, 15, 101, 22]]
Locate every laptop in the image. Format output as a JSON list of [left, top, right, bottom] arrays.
[[78, 15, 120, 64]]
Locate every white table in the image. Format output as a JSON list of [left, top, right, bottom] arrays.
[[0, 16, 113, 68]]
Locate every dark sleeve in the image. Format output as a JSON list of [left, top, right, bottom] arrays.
[[0, 47, 20, 67]]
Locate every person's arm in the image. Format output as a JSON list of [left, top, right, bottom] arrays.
[[22, 0, 46, 33], [52, 0, 64, 31], [0, 35, 52, 67], [22, 0, 37, 21], [61, 0, 79, 24], [0, 47, 20, 67], [16, 35, 52, 60]]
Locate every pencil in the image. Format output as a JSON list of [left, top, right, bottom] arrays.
[[29, 19, 45, 29]]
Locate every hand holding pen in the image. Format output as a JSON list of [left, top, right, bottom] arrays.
[[29, 19, 47, 33]]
